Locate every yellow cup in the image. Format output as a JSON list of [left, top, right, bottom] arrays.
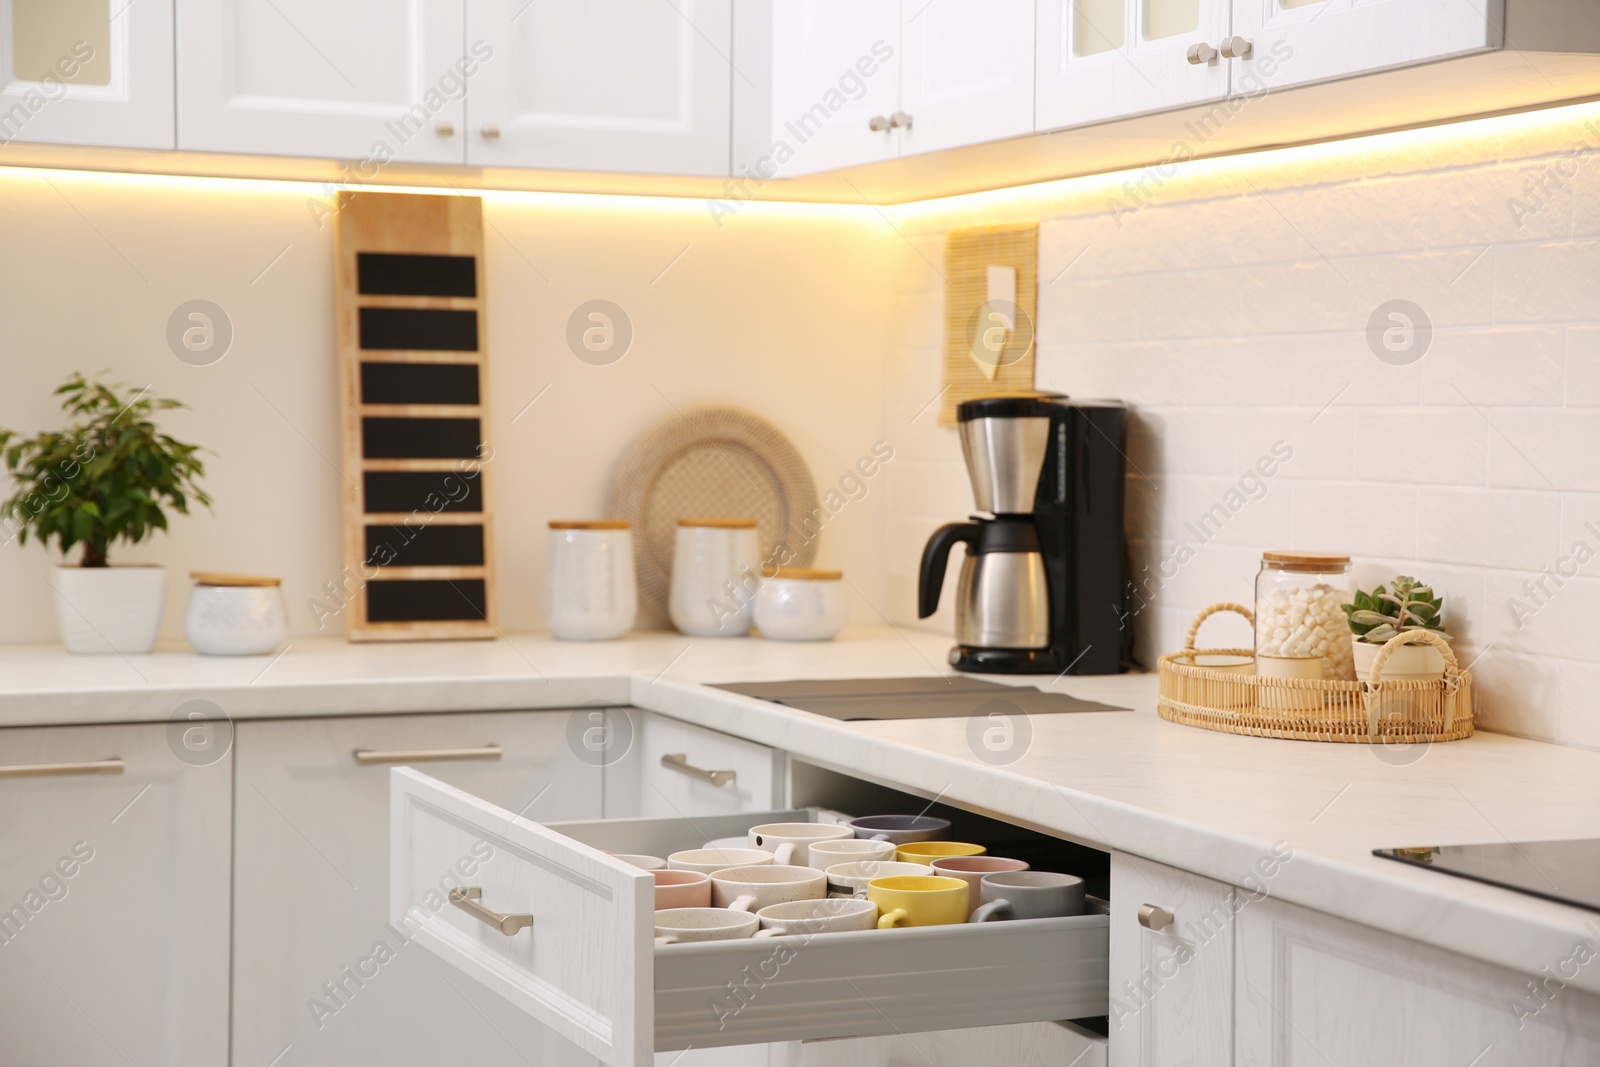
[[895, 841, 987, 865], [868, 875, 970, 928]]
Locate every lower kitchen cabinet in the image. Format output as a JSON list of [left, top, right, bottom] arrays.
[[604, 711, 782, 819], [1108, 852, 1235, 1067], [231, 710, 605, 1067], [0, 721, 230, 1066], [1235, 895, 1600, 1066]]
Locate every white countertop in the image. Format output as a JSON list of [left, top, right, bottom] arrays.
[[4, 627, 1599, 996]]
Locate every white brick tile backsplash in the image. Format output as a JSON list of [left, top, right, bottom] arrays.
[[1135, 269, 1243, 340], [1354, 248, 1494, 329], [885, 460, 970, 520], [1494, 240, 1600, 323], [1557, 493, 1600, 578], [1236, 408, 1353, 482], [1136, 409, 1239, 474], [1565, 327, 1600, 405], [1484, 571, 1600, 663], [1351, 409, 1487, 485], [1181, 337, 1297, 407], [1296, 332, 1422, 407], [1181, 474, 1295, 548], [1041, 275, 1144, 343], [1472, 651, 1561, 741], [1556, 658, 1600, 750], [1239, 261, 1359, 335], [1486, 410, 1600, 491], [1292, 482, 1416, 558], [1420, 328, 1566, 407], [1414, 487, 1561, 571]]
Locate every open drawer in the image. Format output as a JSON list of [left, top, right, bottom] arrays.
[[391, 767, 1109, 1066]]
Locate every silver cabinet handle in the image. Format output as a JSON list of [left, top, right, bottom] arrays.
[[435, 120, 456, 136], [0, 758, 124, 779], [481, 123, 501, 139], [1186, 42, 1218, 65], [450, 887, 533, 936], [868, 115, 891, 132], [1138, 903, 1175, 931], [353, 746, 502, 765], [1220, 36, 1253, 59], [660, 753, 736, 787], [888, 111, 912, 129]]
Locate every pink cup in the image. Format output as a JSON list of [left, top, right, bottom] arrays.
[[929, 855, 1030, 912], [654, 869, 712, 910]]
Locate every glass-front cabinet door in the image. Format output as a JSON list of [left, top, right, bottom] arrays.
[[1036, 0, 1231, 130], [0, 0, 173, 148]]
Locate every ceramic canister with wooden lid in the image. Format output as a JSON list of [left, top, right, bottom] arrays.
[[546, 520, 637, 640], [669, 517, 759, 636], [753, 566, 848, 641], [184, 572, 289, 655]]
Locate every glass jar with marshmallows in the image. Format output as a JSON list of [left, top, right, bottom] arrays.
[[1254, 552, 1355, 683]]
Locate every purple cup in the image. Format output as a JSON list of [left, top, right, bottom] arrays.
[[846, 814, 952, 845], [930, 855, 1030, 912]]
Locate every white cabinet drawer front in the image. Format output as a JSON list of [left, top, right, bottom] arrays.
[[609, 712, 779, 818], [395, 769, 1111, 1067]]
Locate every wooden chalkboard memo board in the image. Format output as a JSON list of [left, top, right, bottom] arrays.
[[334, 191, 496, 640]]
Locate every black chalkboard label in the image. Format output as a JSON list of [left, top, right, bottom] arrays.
[[359, 307, 479, 351], [365, 523, 485, 568], [357, 252, 477, 297], [367, 578, 488, 622], [362, 417, 481, 459], [360, 362, 480, 405], [363, 470, 483, 514]]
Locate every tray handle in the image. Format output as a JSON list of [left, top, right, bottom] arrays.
[[1363, 629, 1463, 734], [1185, 602, 1254, 651]]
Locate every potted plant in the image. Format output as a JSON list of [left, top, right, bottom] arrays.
[[0, 374, 210, 654], [1342, 576, 1450, 682]]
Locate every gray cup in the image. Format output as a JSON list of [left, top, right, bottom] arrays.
[[846, 814, 952, 845], [970, 871, 1085, 922]]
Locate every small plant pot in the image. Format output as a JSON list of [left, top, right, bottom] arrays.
[[1352, 637, 1445, 683], [50, 565, 167, 655]]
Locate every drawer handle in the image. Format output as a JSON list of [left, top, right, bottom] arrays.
[[1138, 903, 1175, 931], [660, 753, 736, 787], [450, 887, 533, 936], [0, 758, 124, 779], [352, 746, 502, 765]]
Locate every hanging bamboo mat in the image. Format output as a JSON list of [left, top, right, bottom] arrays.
[[940, 223, 1039, 427]]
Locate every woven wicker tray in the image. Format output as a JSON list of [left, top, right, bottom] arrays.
[[1157, 603, 1474, 744]]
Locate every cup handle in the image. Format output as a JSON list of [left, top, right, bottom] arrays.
[[753, 928, 781, 938], [878, 908, 909, 929], [869, 833, 892, 842], [970, 900, 1013, 923], [654, 935, 680, 947], [728, 895, 759, 913], [773, 843, 796, 865]]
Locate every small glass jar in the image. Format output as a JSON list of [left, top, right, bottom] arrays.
[[1254, 551, 1354, 681]]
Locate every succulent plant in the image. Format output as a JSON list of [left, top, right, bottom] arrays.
[[1343, 576, 1449, 645]]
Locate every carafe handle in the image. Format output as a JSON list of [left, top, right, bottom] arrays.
[[918, 522, 981, 619]]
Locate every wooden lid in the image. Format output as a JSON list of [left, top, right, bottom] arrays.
[[190, 571, 282, 587], [677, 517, 758, 528], [762, 566, 843, 581], [548, 520, 631, 530], [1261, 550, 1350, 572]]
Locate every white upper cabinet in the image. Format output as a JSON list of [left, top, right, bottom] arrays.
[[0, 0, 173, 148], [1036, 0, 1232, 130], [466, 0, 731, 175], [1231, 0, 1502, 93], [898, 0, 1035, 158], [176, 0, 467, 162]]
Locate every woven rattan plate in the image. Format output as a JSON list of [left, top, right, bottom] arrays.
[[608, 406, 820, 617]]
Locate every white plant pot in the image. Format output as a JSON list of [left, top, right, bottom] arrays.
[[1352, 637, 1446, 682], [50, 565, 167, 655]]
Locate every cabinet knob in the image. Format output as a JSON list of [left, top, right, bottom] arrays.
[[1186, 42, 1218, 65], [434, 120, 455, 137], [1138, 903, 1175, 931], [888, 111, 913, 130], [481, 123, 502, 140], [1220, 36, 1253, 59], [868, 115, 891, 132]]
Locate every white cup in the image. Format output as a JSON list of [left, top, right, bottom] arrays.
[[806, 838, 898, 868], [746, 822, 855, 867], [610, 854, 664, 871], [669, 519, 760, 636], [754, 897, 879, 937], [823, 860, 934, 899], [752, 568, 849, 641], [545, 522, 637, 641], [711, 864, 827, 912], [667, 847, 774, 876], [654, 907, 758, 945]]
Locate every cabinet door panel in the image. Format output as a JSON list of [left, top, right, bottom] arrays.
[[898, 0, 1035, 158], [1232, 0, 1500, 92], [1036, 0, 1229, 130], [467, 0, 731, 174], [231, 711, 603, 1067], [603, 711, 779, 819], [0, 721, 229, 1066], [1235, 895, 1600, 1066], [1108, 852, 1233, 1067], [176, 0, 466, 162], [0, 0, 173, 147]]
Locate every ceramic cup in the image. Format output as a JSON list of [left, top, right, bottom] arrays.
[[653, 869, 712, 910], [752, 567, 849, 641], [929, 855, 1030, 912], [669, 518, 760, 637], [711, 864, 828, 913], [747, 822, 855, 867], [896, 841, 987, 865], [970, 871, 1087, 922], [702, 836, 748, 852], [824, 860, 934, 899], [667, 847, 774, 875], [869, 875, 971, 929], [183, 573, 288, 656], [805, 838, 897, 868], [754, 897, 879, 937], [654, 907, 758, 945], [612, 854, 665, 871], [847, 814, 952, 845], [545, 521, 637, 641]]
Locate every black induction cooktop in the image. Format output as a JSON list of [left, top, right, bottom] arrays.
[[710, 676, 1129, 721], [1374, 839, 1600, 914]]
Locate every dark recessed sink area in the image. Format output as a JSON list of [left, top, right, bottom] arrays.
[[710, 677, 1129, 721]]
